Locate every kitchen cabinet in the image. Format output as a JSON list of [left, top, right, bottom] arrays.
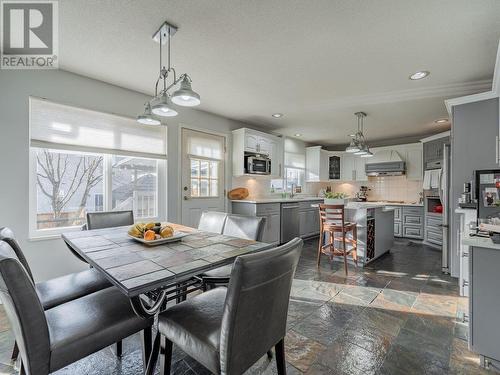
[[469, 246, 500, 367], [388, 205, 423, 239], [232, 128, 283, 177], [298, 201, 320, 238], [305, 146, 329, 182], [423, 137, 449, 165], [259, 212, 281, 245], [328, 153, 342, 180], [405, 146, 423, 181], [341, 154, 367, 181], [231, 202, 281, 245]]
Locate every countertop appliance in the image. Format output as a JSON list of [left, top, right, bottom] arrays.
[[355, 186, 369, 202], [244, 152, 271, 175], [365, 150, 406, 176], [281, 202, 299, 243]]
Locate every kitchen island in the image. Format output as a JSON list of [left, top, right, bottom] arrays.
[[231, 199, 394, 266]]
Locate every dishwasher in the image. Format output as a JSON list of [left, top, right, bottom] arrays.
[[281, 202, 300, 244]]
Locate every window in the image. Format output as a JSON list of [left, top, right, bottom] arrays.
[[285, 167, 305, 192], [190, 159, 219, 197], [29, 98, 167, 238], [183, 129, 224, 199]]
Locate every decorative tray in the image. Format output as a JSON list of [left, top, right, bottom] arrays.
[[127, 232, 189, 246]]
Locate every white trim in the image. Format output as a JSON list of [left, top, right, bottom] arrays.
[[420, 131, 451, 143], [445, 40, 500, 115]]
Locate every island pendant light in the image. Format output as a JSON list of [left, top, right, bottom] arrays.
[[137, 21, 201, 125], [346, 112, 373, 157]]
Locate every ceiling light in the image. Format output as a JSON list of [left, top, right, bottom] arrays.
[[409, 71, 430, 80], [435, 118, 448, 124], [137, 21, 200, 125], [137, 103, 161, 125], [294, 133, 302, 137], [346, 112, 370, 156], [151, 93, 178, 117], [361, 149, 374, 158], [272, 113, 283, 118], [171, 75, 201, 107]]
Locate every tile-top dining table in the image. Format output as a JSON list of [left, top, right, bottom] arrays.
[[62, 223, 273, 374]]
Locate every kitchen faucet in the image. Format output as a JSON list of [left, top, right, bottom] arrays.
[[289, 183, 296, 198]]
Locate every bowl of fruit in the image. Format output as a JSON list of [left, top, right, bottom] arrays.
[[127, 222, 188, 246]]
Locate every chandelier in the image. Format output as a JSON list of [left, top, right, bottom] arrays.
[[345, 112, 373, 157], [137, 22, 201, 125]]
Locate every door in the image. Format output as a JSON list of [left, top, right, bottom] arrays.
[[342, 155, 356, 181], [245, 133, 259, 152], [181, 128, 226, 227]]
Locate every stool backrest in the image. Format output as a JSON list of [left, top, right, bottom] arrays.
[[0, 227, 34, 282], [220, 237, 303, 374], [86, 210, 134, 230], [198, 211, 227, 234], [319, 204, 346, 227], [0, 242, 50, 375]]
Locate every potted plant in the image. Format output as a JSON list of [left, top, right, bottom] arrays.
[[324, 192, 349, 205]]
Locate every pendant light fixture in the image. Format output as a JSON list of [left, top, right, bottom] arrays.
[[346, 112, 373, 157], [137, 22, 201, 125]]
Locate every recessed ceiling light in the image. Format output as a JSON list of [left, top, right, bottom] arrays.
[[409, 71, 430, 80], [294, 133, 302, 137], [435, 118, 448, 124], [272, 113, 283, 118]]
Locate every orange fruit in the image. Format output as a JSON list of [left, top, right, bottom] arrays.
[[144, 230, 156, 241]]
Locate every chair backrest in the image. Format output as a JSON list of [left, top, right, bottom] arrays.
[[0, 227, 34, 281], [319, 204, 346, 228], [222, 214, 266, 241], [0, 242, 50, 374], [198, 211, 227, 234], [86, 210, 134, 230], [219, 237, 303, 374]]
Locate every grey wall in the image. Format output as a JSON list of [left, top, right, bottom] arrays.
[[0, 69, 253, 281], [451, 97, 499, 277]]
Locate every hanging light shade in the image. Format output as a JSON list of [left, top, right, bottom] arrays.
[[152, 93, 178, 117], [137, 103, 161, 125], [346, 138, 360, 153], [171, 76, 201, 107], [360, 148, 374, 158], [354, 145, 368, 155]]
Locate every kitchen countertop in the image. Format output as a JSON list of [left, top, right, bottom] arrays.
[[231, 198, 422, 206], [462, 232, 500, 251]]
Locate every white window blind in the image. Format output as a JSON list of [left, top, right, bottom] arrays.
[[284, 152, 305, 168], [185, 129, 224, 160], [29, 97, 167, 159]]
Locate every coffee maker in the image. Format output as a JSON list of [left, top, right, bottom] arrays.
[[458, 181, 476, 208], [355, 186, 369, 202]]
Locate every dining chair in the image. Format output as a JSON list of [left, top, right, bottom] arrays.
[[0, 240, 153, 375], [157, 237, 303, 375], [86, 210, 135, 230], [197, 211, 228, 233], [0, 227, 115, 359], [317, 204, 358, 275], [201, 214, 266, 289]]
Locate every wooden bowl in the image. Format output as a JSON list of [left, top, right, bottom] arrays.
[[228, 187, 249, 200]]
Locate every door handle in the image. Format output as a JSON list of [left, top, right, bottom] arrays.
[[183, 196, 189, 200]]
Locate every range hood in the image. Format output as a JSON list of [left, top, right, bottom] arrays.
[[365, 150, 406, 176]]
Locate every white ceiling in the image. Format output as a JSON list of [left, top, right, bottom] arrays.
[[59, 0, 500, 147]]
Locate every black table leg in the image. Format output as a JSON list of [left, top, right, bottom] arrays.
[[145, 332, 161, 375]]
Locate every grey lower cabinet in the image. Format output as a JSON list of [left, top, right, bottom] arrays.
[[390, 205, 423, 239], [469, 246, 500, 368], [298, 201, 320, 238], [425, 213, 443, 246]]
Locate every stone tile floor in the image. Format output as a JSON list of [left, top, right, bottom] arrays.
[[0, 238, 494, 374]]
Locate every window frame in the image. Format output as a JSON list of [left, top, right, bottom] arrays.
[[29, 148, 167, 240]]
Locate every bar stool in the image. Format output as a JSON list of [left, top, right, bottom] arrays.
[[317, 204, 358, 275]]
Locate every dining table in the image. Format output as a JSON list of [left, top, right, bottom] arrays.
[[62, 223, 274, 374]]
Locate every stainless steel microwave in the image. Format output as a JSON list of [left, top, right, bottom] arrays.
[[245, 152, 271, 175]]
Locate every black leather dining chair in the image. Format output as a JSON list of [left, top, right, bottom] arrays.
[[157, 237, 303, 375], [197, 211, 228, 233], [201, 214, 266, 289], [0, 227, 115, 359], [86, 210, 135, 230], [0, 240, 153, 375]]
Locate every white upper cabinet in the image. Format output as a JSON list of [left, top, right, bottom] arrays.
[[232, 128, 283, 177], [405, 145, 423, 181], [305, 146, 329, 182], [341, 154, 367, 181]]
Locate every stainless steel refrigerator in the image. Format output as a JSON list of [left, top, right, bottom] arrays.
[[440, 143, 451, 273]]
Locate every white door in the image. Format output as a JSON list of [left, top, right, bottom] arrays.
[[181, 128, 226, 227]]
